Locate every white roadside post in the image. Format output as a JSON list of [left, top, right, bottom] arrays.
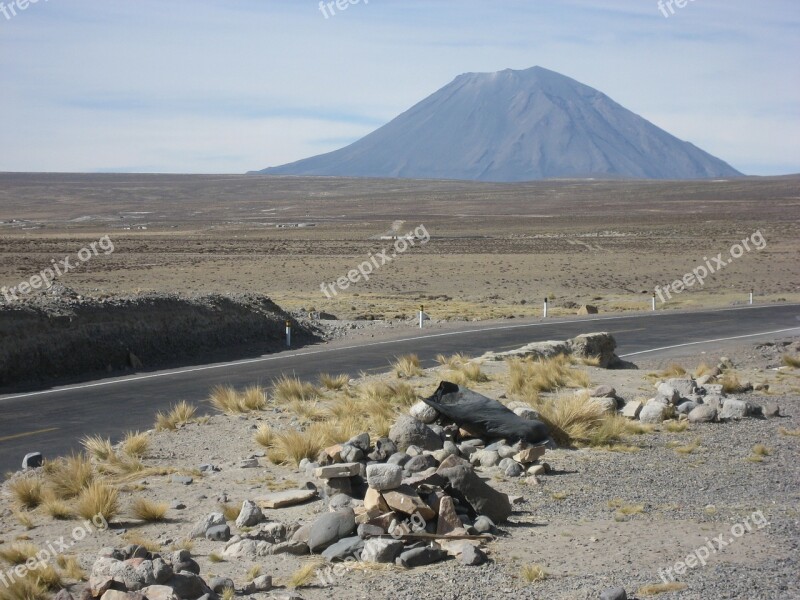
[[543, 298, 548, 319], [285, 320, 292, 348], [652, 293, 656, 311], [750, 289, 754, 305], [419, 305, 424, 329]]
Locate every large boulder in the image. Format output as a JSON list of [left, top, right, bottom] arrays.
[[307, 509, 357, 553], [235, 500, 264, 528], [437, 465, 512, 523], [639, 403, 668, 424], [567, 332, 618, 368], [389, 416, 442, 451], [688, 405, 717, 423], [719, 398, 753, 420], [361, 538, 404, 563]]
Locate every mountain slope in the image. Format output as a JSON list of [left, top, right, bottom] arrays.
[[256, 67, 743, 181]]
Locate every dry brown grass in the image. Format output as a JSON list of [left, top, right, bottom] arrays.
[[8, 477, 43, 510], [42, 454, 95, 500], [720, 371, 747, 394], [253, 424, 275, 448], [131, 498, 168, 522], [273, 376, 320, 404], [448, 361, 490, 384], [81, 435, 116, 461], [155, 401, 198, 430], [638, 582, 688, 595], [13, 511, 34, 529], [435, 352, 471, 369], [120, 431, 150, 458], [664, 421, 689, 433], [220, 587, 235, 600], [120, 533, 161, 553], [56, 555, 86, 581], [520, 564, 548, 583], [319, 373, 350, 391], [219, 503, 240, 522], [41, 493, 73, 520], [0, 542, 39, 565], [674, 438, 702, 455], [531, 391, 624, 447], [287, 560, 324, 588], [392, 354, 423, 378], [694, 362, 716, 377], [507, 354, 590, 398], [782, 354, 800, 368], [645, 364, 686, 380], [0, 576, 49, 600], [209, 385, 267, 414], [75, 482, 120, 522], [778, 427, 800, 437], [246, 565, 262, 581]]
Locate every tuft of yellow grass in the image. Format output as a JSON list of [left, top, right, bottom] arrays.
[[272, 376, 320, 404], [782, 354, 800, 368], [287, 560, 324, 588], [247, 565, 262, 581], [319, 373, 350, 391], [220, 587, 235, 600], [75, 482, 119, 522], [550, 492, 569, 501], [81, 435, 115, 461], [41, 493, 73, 520], [254, 424, 275, 448], [507, 354, 590, 398], [42, 454, 95, 500], [435, 352, 471, 369], [520, 563, 548, 583], [131, 498, 168, 522], [0, 542, 39, 565], [531, 392, 613, 447], [9, 477, 43, 510], [674, 438, 701, 455], [778, 427, 800, 437], [13, 511, 34, 529], [0, 576, 49, 600], [752, 444, 771, 456], [646, 364, 686, 380], [664, 421, 689, 433], [638, 582, 688, 596], [720, 371, 747, 394], [121, 431, 150, 458], [241, 385, 268, 411], [453, 361, 490, 383], [219, 503, 240, 522], [209, 552, 225, 563], [155, 401, 197, 430], [121, 532, 161, 553], [393, 354, 423, 378], [56, 555, 86, 581]]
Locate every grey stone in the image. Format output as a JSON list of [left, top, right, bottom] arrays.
[[504, 462, 524, 477], [659, 378, 696, 401], [361, 538, 404, 563], [366, 463, 403, 491], [22, 452, 43, 470], [719, 398, 752, 420], [591, 385, 616, 398], [108, 560, 158, 591], [396, 546, 447, 568], [172, 475, 193, 486], [513, 407, 541, 421], [205, 525, 231, 541], [496, 445, 516, 459], [322, 477, 352, 497], [339, 445, 364, 463], [222, 539, 271, 559], [357, 524, 385, 539], [190, 513, 226, 538], [235, 500, 264, 528], [387, 452, 411, 467], [328, 493, 355, 511], [763, 402, 781, 417], [369, 437, 397, 461], [600, 588, 628, 600], [314, 463, 361, 479], [620, 401, 643, 419], [165, 573, 210, 600], [438, 464, 512, 523], [477, 450, 501, 468], [404, 454, 438, 474], [321, 536, 363, 562], [567, 332, 618, 368], [457, 545, 486, 566], [389, 416, 443, 451], [208, 578, 235, 594], [676, 401, 698, 415], [347, 432, 371, 452], [307, 509, 357, 553], [258, 522, 287, 543], [639, 403, 668, 424], [269, 541, 309, 556], [688, 405, 717, 423], [593, 397, 618, 414], [239, 458, 259, 469]]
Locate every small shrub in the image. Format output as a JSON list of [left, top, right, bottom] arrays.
[[42, 454, 94, 499], [319, 373, 349, 391], [81, 435, 115, 461], [638, 582, 688, 596], [273, 376, 319, 404], [520, 564, 548, 583], [121, 431, 150, 458], [155, 401, 197, 430], [254, 424, 274, 448], [131, 498, 168, 522], [0, 542, 39, 565], [56, 555, 86, 581], [9, 477, 43, 510], [287, 560, 324, 588], [393, 354, 423, 378], [782, 354, 800, 368], [75, 482, 119, 522], [664, 421, 689, 433]]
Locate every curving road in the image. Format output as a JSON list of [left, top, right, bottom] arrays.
[[1, 304, 798, 473]]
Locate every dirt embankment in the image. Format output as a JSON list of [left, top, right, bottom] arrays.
[[0, 288, 320, 388]]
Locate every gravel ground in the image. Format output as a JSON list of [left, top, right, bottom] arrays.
[[1, 336, 798, 600]]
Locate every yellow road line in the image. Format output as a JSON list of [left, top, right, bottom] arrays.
[[0, 427, 59, 443]]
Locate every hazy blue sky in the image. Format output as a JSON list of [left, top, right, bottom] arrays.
[[0, 0, 797, 175]]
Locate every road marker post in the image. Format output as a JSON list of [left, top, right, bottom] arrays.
[[419, 305, 424, 329], [285, 320, 292, 348], [750, 289, 754, 305], [543, 298, 548, 319], [652, 293, 657, 311]]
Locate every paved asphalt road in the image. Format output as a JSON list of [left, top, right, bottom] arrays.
[[1, 304, 798, 473]]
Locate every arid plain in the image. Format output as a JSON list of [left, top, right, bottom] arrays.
[[0, 174, 798, 320]]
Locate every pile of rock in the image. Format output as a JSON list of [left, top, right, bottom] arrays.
[[481, 332, 621, 368], [187, 392, 551, 573], [86, 546, 222, 600], [620, 360, 778, 425]]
